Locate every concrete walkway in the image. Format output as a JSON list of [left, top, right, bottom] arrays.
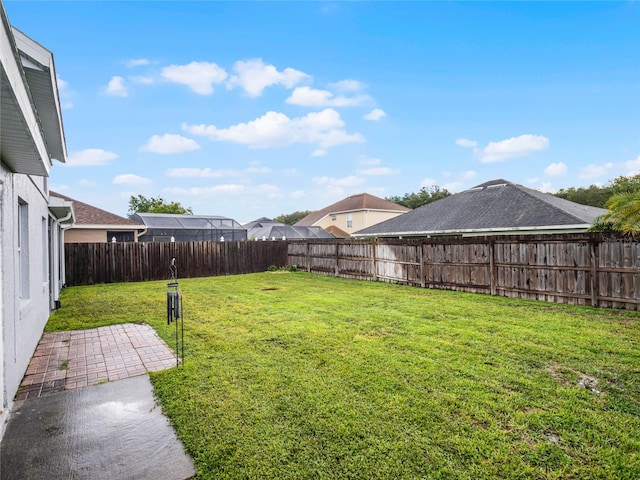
[[1, 323, 195, 480]]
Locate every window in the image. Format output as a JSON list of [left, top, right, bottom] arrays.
[[347, 213, 353, 229], [331, 215, 337, 221], [18, 199, 30, 299]]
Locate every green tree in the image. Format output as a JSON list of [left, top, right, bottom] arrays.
[[553, 174, 640, 208], [386, 185, 451, 209], [274, 210, 315, 225], [128, 195, 193, 216], [590, 193, 640, 236]]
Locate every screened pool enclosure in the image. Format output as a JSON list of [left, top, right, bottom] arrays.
[[131, 213, 247, 242]]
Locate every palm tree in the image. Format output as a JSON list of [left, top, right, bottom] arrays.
[[590, 193, 640, 235]]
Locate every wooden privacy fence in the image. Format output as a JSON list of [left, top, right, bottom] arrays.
[[288, 234, 640, 311], [65, 240, 289, 286]]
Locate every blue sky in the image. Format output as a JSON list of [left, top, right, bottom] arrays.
[[6, 1, 640, 222]]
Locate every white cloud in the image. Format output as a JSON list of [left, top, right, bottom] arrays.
[[165, 166, 271, 178], [183, 108, 364, 151], [624, 155, 640, 175], [358, 157, 382, 166], [544, 162, 567, 177], [330, 79, 365, 92], [161, 61, 227, 95], [538, 182, 553, 193], [291, 190, 305, 199], [56, 76, 74, 109], [443, 182, 464, 192], [456, 138, 477, 148], [113, 174, 152, 186], [228, 58, 309, 97], [363, 108, 386, 121], [579, 162, 614, 180], [286, 86, 369, 107], [479, 134, 549, 163], [164, 183, 280, 198], [105, 76, 127, 97], [313, 175, 364, 188], [420, 177, 438, 187], [311, 149, 327, 157], [77, 179, 96, 187], [140, 134, 201, 154], [461, 170, 477, 180], [66, 149, 118, 167], [131, 75, 154, 85], [126, 58, 151, 67], [358, 167, 399, 176]]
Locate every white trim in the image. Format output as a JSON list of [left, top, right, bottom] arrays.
[[352, 224, 594, 238], [70, 224, 146, 231]]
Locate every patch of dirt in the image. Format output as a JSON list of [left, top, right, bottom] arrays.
[[260, 287, 279, 291], [546, 364, 603, 395]]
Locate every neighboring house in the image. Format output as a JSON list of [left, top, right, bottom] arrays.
[[1, 2, 71, 435], [131, 212, 247, 242], [244, 217, 335, 240], [294, 193, 410, 238], [353, 179, 608, 238], [50, 191, 146, 243]]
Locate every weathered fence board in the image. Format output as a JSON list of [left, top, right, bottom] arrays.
[[288, 234, 639, 311], [65, 241, 289, 286]]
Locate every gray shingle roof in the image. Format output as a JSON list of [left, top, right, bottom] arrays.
[[353, 179, 607, 237], [244, 218, 334, 239]]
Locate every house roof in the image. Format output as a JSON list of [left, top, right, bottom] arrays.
[[353, 179, 608, 237], [294, 193, 410, 226], [130, 212, 244, 230], [244, 218, 334, 240], [1, 4, 65, 176], [50, 191, 144, 228]]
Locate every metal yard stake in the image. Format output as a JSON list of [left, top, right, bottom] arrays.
[[167, 258, 184, 367]]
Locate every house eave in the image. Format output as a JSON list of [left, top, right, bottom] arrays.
[[48, 197, 75, 225], [69, 224, 147, 231], [352, 224, 594, 238], [12, 27, 67, 164]]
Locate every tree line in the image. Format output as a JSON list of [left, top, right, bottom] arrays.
[[127, 174, 640, 236]]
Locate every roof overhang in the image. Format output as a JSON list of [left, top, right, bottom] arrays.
[[352, 224, 594, 238], [48, 195, 75, 226], [69, 224, 147, 231], [12, 27, 67, 163], [0, 4, 65, 176]]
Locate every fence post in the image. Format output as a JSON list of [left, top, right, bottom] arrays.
[[335, 241, 340, 276], [372, 239, 378, 282], [489, 238, 497, 296], [420, 241, 426, 288], [306, 242, 311, 273], [590, 237, 600, 308]]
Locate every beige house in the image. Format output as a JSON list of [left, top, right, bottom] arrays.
[[295, 193, 410, 237], [50, 191, 146, 243]]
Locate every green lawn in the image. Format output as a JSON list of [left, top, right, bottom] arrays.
[[49, 272, 640, 479]]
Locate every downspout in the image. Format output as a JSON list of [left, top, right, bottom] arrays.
[[137, 226, 147, 242], [51, 211, 72, 308]]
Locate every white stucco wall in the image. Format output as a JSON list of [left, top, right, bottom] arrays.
[[0, 162, 51, 424]]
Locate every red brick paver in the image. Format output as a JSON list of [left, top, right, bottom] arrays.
[[17, 323, 178, 400]]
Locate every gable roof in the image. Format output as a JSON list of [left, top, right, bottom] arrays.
[[49, 191, 143, 227], [294, 193, 410, 226], [1, 4, 66, 176], [353, 179, 608, 237]]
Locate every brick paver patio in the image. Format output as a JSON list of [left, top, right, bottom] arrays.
[[17, 323, 178, 400]]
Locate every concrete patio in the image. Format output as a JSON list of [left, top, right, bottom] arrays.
[[1, 323, 195, 480]]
